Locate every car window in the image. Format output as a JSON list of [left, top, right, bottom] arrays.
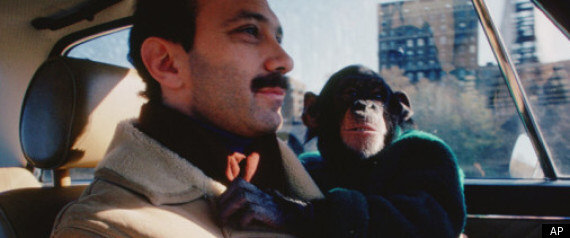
[[67, 28, 132, 68], [37, 168, 94, 186], [58, 0, 569, 180], [483, 0, 570, 177]]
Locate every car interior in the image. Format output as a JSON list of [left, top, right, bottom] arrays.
[[0, 0, 569, 237]]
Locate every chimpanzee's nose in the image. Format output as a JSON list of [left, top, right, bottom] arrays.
[[351, 100, 378, 117], [353, 100, 367, 111]]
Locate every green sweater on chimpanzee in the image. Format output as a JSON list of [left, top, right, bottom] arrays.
[[299, 130, 466, 238]]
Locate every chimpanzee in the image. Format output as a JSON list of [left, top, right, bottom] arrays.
[[299, 64, 466, 237], [217, 65, 466, 238]]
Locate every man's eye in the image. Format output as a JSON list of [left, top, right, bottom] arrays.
[[237, 26, 259, 37], [275, 33, 283, 44]]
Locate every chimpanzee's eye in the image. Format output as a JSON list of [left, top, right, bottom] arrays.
[[373, 93, 383, 100], [341, 88, 358, 102], [347, 89, 358, 99], [350, 91, 358, 98]]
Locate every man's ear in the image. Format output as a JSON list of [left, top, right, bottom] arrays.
[[393, 91, 413, 122], [140, 37, 186, 89], [302, 92, 320, 141]]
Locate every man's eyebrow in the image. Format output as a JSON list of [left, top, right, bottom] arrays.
[[224, 10, 269, 25], [224, 10, 284, 42]]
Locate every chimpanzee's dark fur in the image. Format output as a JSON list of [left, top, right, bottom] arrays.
[[301, 65, 466, 238]]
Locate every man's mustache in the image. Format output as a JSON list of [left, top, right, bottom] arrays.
[[250, 72, 290, 92]]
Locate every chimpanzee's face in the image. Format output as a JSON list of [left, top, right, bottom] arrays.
[[303, 65, 412, 162], [336, 78, 392, 159]]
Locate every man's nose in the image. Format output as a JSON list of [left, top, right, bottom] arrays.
[[264, 43, 294, 74]]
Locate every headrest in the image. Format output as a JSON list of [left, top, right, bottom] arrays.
[[20, 56, 146, 169]]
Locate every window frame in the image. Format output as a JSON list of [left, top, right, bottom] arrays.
[[49, 17, 132, 58]]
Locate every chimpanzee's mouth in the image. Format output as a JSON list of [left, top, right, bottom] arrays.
[[346, 125, 376, 132]]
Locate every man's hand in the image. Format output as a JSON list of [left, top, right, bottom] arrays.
[[217, 178, 314, 233], [218, 178, 286, 229]]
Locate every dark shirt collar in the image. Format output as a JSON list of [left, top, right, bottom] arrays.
[[137, 100, 254, 149], [136, 101, 235, 183], [192, 117, 253, 154]]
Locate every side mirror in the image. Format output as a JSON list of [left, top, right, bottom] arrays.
[[509, 134, 544, 178]]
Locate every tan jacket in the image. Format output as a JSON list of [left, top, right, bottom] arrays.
[[51, 121, 323, 238]]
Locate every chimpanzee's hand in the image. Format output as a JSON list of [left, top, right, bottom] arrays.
[[217, 178, 313, 233]]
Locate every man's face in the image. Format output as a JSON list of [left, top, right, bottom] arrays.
[[183, 0, 293, 138]]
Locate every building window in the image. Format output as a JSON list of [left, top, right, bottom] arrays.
[[406, 72, 414, 81], [417, 72, 425, 79], [417, 38, 425, 46]]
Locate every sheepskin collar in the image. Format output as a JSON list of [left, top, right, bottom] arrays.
[[94, 120, 324, 205], [95, 120, 227, 205]]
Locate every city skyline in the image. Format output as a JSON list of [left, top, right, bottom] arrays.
[[270, 0, 569, 92]]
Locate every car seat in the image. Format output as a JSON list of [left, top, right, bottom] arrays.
[[0, 56, 145, 238]]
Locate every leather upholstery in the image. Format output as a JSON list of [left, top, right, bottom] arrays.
[[0, 167, 40, 193], [0, 186, 86, 238], [20, 56, 130, 169]]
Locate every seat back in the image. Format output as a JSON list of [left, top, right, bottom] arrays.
[[0, 186, 86, 238], [0, 167, 40, 193], [0, 56, 146, 238], [19, 56, 145, 170]]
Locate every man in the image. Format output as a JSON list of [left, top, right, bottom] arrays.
[[51, 0, 322, 237]]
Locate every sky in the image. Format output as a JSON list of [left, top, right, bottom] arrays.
[[269, 0, 388, 93]]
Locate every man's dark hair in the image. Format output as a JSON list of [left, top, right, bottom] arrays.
[[128, 0, 198, 101]]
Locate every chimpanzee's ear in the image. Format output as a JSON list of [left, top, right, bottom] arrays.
[[393, 91, 413, 122], [302, 92, 319, 141]]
